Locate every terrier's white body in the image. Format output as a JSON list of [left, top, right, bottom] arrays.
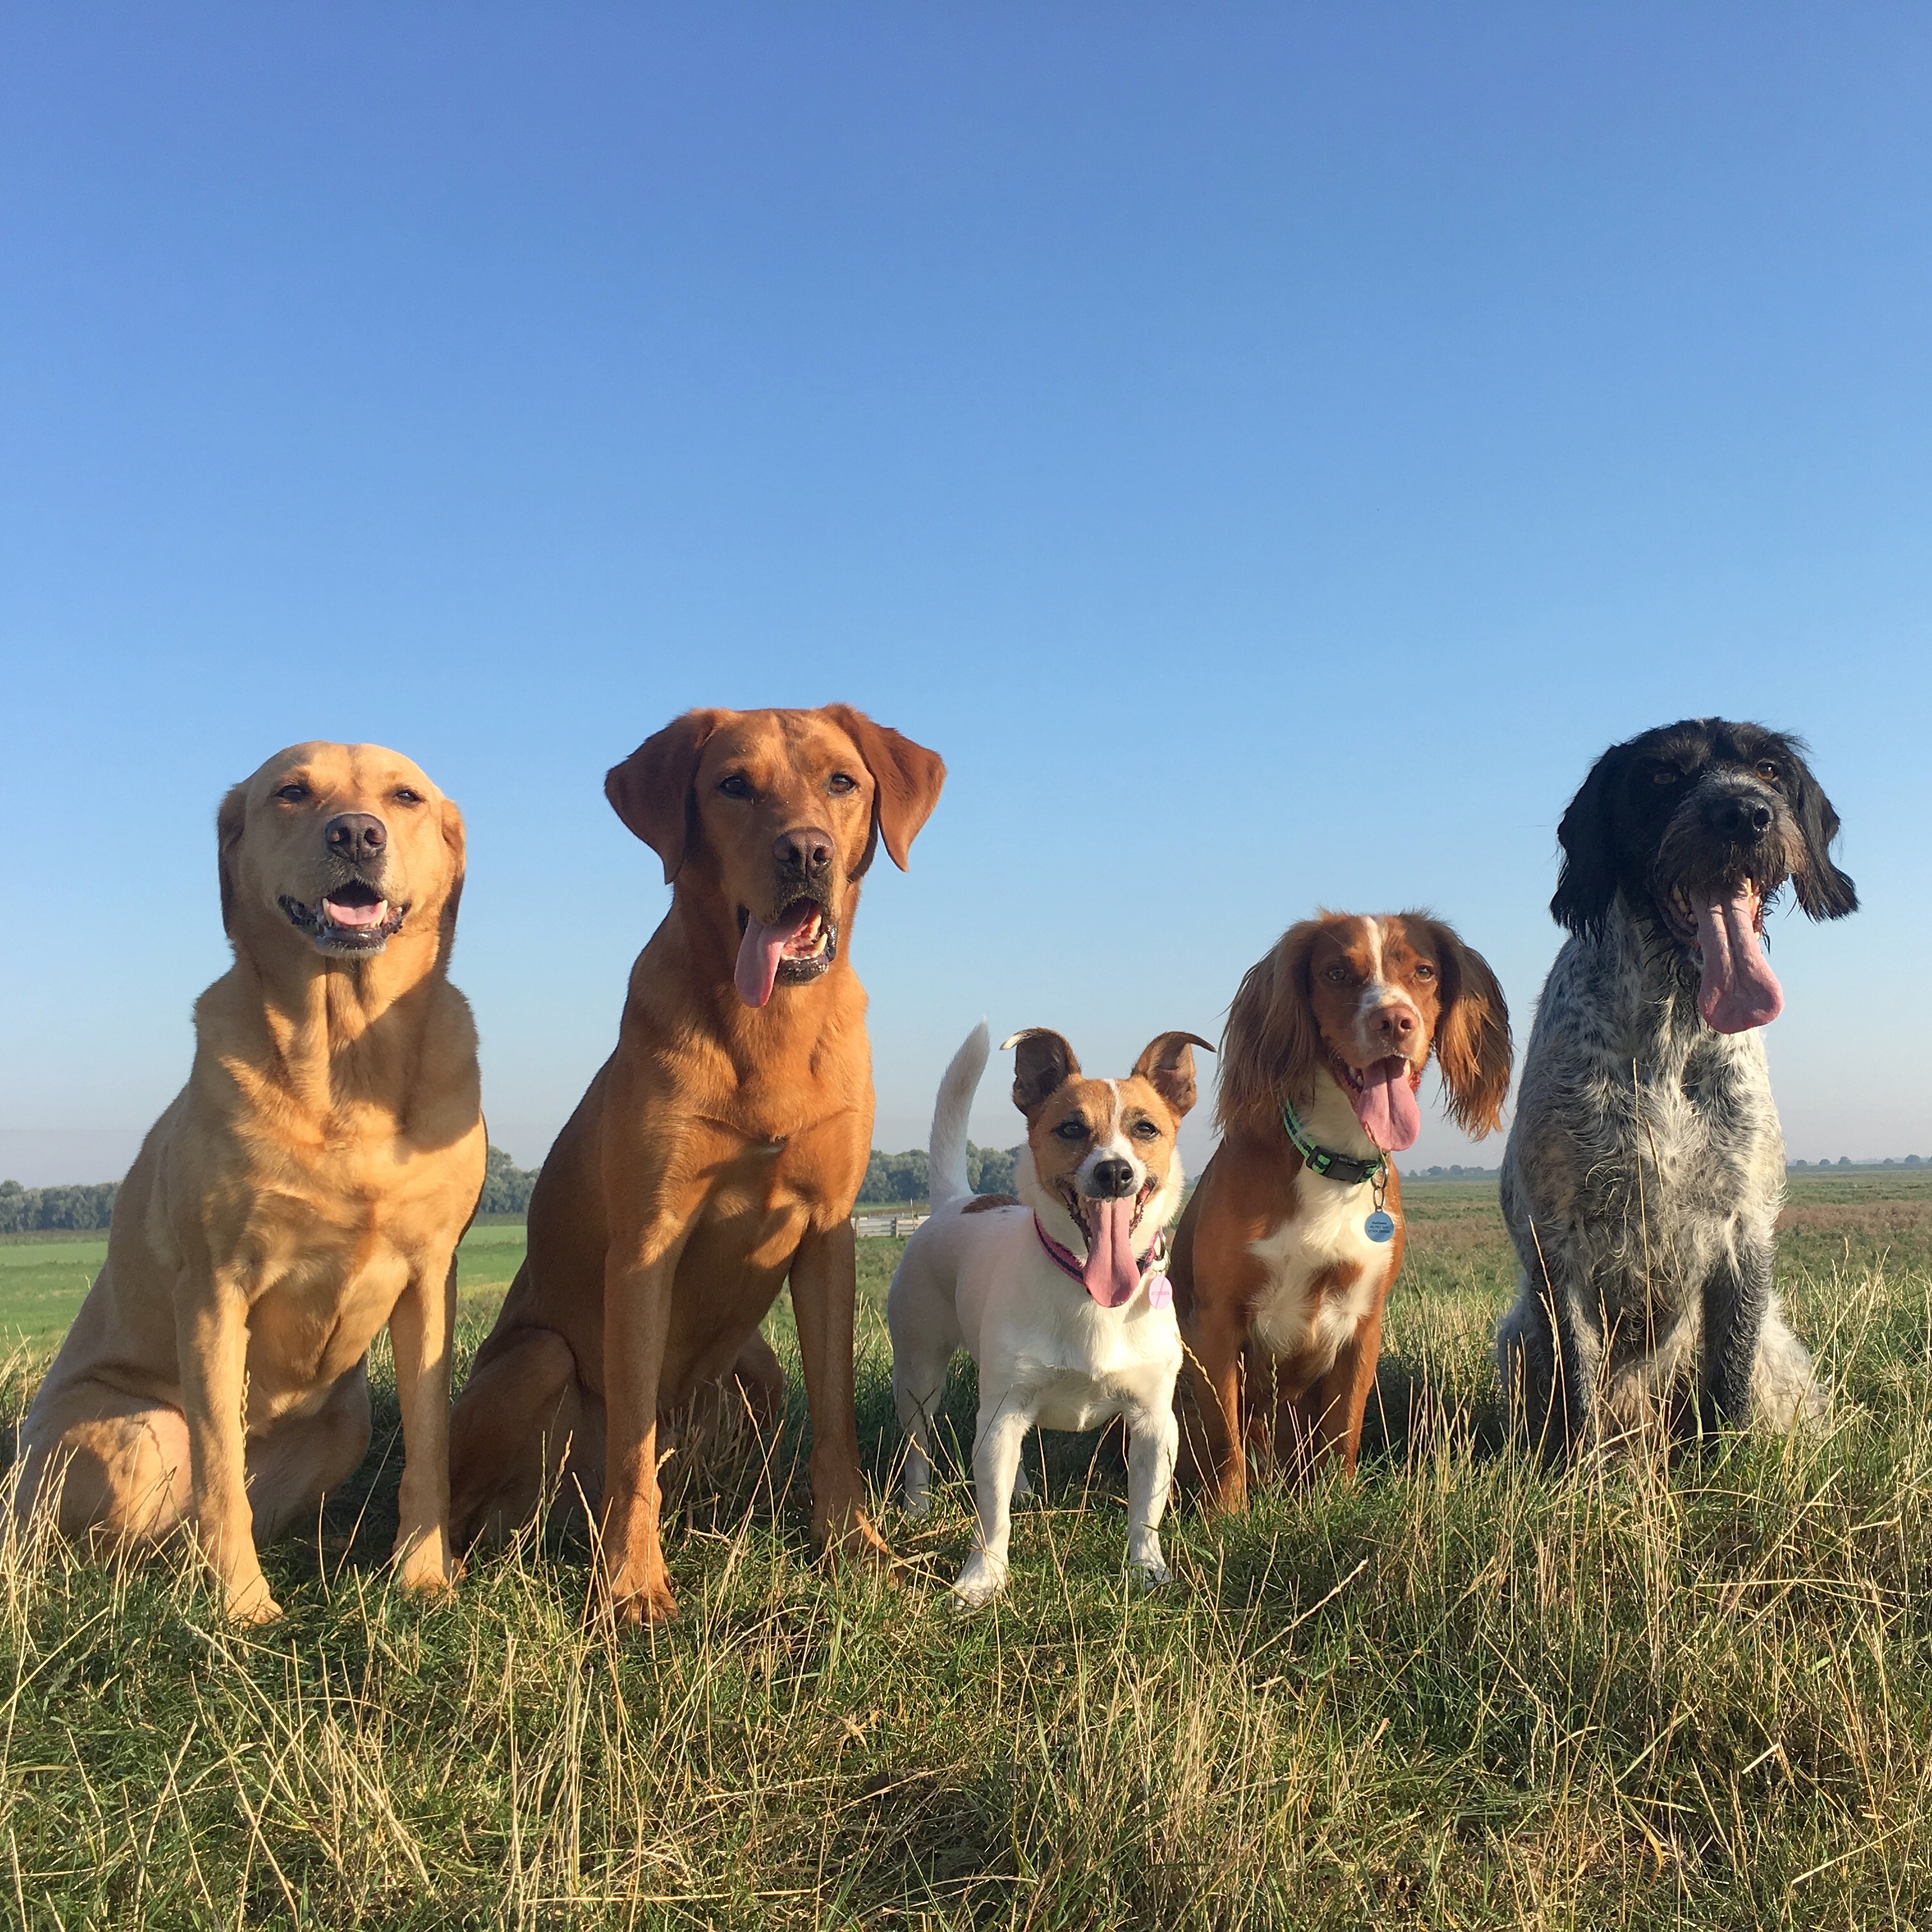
[[887, 1023, 1189, 1606]]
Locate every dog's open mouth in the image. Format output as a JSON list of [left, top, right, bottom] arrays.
[[1056, 1173, 1159, 1247], [280, 881, 406, 953], [1328, 1049, 1423, 1154], [1659, 878, 1782, 1033], [734, 898, 837, 1008], [1054, 1175, 1159, 1308]]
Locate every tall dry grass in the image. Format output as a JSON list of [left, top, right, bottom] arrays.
[[3, 1196, 1930, 1928]]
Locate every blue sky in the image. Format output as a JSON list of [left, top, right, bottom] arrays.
[[3, 4, 1928, 1186]]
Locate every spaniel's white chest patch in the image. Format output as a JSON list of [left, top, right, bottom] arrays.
[[1246, 1168, 1393, 1367]]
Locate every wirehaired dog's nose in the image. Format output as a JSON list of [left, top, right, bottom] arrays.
[[1709, 794, 1774, 842], [773, 826, 833, 876], [325, 813, 387, 859], [1088, 1157, 1136, 1198], [1367, 1002, 1418, 1049]]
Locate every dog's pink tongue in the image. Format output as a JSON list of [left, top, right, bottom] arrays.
[[1694, 892, 1783, 1033], [323, 896, 387, 928], [733, 906, 815, 1008], [1080, 1196, 1141, 1308], [1351, 1057, 1421, 1152]]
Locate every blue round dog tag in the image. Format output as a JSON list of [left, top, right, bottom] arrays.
[[1364, 1210, 1396, 1243]]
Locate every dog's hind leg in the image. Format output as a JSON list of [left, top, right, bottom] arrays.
[[244, 1360, 374, 1543], [448, 1328, 589, 1550], [889, 1331, 953, 1521], [1700, 1237, 1774, 1433]]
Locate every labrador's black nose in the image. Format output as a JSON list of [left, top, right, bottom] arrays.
[[773, 826, 833, 876], [1088, 1157, 1136, 1198], [325, 813, 387, 859], [1707, 794, 1773, 843]]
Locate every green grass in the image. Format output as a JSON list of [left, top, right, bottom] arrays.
[[4, 1179, 1931, 1926]]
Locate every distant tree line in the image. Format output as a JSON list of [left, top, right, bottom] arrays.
[[476, 1145, 542, 1215], [0, 1179, 119, 1234], [1, 1146, 542, 1235], [860, 1142, 1024, 1206]]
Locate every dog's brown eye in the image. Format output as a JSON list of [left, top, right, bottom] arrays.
[[1054, 1119, 1088, 1141], [718, 775, 752, 800], [393, 788, 423, 805], [1755, 760, 1780, 784], [828, 772, 857, 794], [1652, 768, 1678, 785], [1413, 963, 1436, 981], [1324, 965, 1349, 985], [1131, 1119, 1159, 1139], [276, 784, 309, 803]]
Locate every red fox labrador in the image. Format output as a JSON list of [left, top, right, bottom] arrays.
[[448, 705, 944, 1624]]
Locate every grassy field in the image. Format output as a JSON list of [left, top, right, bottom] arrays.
[[3, 1173, 1931, 1926]]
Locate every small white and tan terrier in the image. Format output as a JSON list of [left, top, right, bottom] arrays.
[[887, 1020, 1210, 1606]]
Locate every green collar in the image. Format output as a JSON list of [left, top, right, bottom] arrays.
[[1280, 1092, 1387, 1187]]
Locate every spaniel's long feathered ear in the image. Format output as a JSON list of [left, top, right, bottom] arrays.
[[216, 782, 248, 938], [1215, 922, 1327, 1138], [1003, 1028, 1079, 1118], [1778, 736, 1858, 921], [1550, 743, 1628, 936], [605, 710, 729, 884], [819, 705, 946, 875], [1410, 915, 1512, 1138], [1132, 1032, 1214, 1118]]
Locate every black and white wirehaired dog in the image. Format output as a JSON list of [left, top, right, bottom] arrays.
[[1497, 718, 1856, 1459]]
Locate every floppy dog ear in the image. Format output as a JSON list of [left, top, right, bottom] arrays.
[[1550, 744, 1627, 936], [1002, 1029, 1080, 1117], [216, 782, 248, 937], [1410, 916, 1512, 1138], [437, 797, 468, 950], [1778, 739, 1858, 921], [606, 709, 729, 884], [1132, 1032, 1214, 1118], [1215, 921, 1327, 1137], [819, 705, 946, 874]]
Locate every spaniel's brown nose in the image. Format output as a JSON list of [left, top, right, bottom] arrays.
[[1367, 1002, 1418, 1049], [325, 813, 387, 858], [773, 826, 833, 876]]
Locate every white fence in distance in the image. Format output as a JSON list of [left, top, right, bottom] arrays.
[[852, 1212, 928, 1239]]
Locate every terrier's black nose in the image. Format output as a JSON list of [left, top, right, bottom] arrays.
[[325, 813, 387, 858], [1088, 1157, 1136, 1198]]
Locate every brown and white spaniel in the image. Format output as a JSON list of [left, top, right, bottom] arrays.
[[1171, 912, 1511, 1509]]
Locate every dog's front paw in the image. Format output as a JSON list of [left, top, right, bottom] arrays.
[[394, 1530, 458, 1596], [949, 1558, 1007, 1609], [604, 1558, 679, 1627], [1131, 1559, 1174, 1593], [818, 1507, 895, 1571], [223, 1574, 284, 1625], [901, 1488, 933, 1523]]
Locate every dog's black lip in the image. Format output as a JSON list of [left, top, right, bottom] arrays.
[[737, 894, 839, 983], [1055, 1174, 1158, 1241], [278, 892, 408, 949]]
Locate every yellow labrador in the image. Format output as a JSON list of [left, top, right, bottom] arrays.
[[16, 743, 485, 1621]]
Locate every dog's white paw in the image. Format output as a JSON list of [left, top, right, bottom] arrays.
[[949, 1559, 1007, 1609], [901, 1488, 933, 1523], [1131, 1559, 1173, 1593]]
